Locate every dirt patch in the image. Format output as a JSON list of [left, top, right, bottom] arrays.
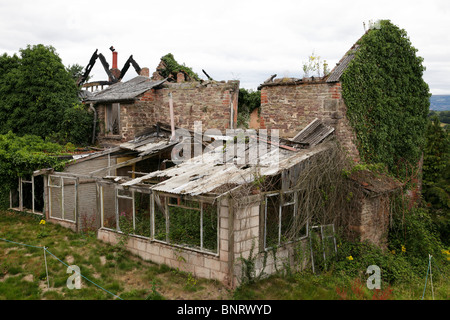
[[22, 274, 34, 282]]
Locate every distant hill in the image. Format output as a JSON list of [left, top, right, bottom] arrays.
[[430, 95, 450, 111]]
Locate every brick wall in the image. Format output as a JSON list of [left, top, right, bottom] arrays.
[[96, 80, 240, 144], [258, 80, 360, 161], [151, 81, 239, 133]]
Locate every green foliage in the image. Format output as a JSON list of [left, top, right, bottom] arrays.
[[0, 45, 80, 138], [237, 88, 261, 128], [422, 116, 450, 244], [59, 104, 95, 146], [302, 51, 330, 78], [159, 53, 200, 81], [341, 20, 430, 179], [330, 204, 447, 285], [0, 132, 68, 208], [429, 110, 450, 125], [66, 63, 89, 85], [388, 205, 446, 274]]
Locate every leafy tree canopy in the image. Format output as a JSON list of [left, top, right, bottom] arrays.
[[341, 20, 430, 179], [0, 44, 80, 138]]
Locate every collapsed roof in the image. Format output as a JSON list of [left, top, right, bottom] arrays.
[[83, 76, 167, 103]]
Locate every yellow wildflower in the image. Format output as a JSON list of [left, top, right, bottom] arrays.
[[441, 249, 450, 255], [39, 219, 46, 225], [347, 256, 353, 261], [401, 245, 406, 253]]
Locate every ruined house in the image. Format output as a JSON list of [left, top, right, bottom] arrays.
[[9, 36, 405, 287], [82, 50, 239, 146], [253, 41, 361, 161]]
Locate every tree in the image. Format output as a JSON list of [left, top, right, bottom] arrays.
[[0, 44, 80, 138], [422, 116, 450, 244], [66, 63, 90, 85]]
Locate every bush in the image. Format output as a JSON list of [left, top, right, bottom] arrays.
[[0, 132, 68, 209]]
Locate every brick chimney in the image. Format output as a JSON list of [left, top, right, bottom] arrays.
[[112, 51, 118, 69], [140, 67, 150, 77], [109, 46, 120, 81]]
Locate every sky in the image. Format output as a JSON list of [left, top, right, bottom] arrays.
[[1, 0, 449, 94]]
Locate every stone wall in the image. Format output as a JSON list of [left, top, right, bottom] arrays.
[[258, 80, 360, 161], [358, 195, 390, 247], [95, 80, 240, 145], [151, 81, 239, 133]]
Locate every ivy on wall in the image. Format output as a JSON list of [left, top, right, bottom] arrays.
[[341, 20, 430, 179]]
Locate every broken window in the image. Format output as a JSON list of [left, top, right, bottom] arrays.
[[10, 176, 44, 214], [106, 103, 120, 135], [264, 190, 308, 250], [152, 194, 218, 254], [168, 197, 202, 249], [117, 189, 133, 233], [134, 192, 151, 238], [100, 183, 117, 229], [153, 193, 168, 241], [114, 189, 151, 238], [48, 175, 77, 222]]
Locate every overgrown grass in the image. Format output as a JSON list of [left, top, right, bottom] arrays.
[[1, 209, 448, 300], [0, 210, 230, 300]]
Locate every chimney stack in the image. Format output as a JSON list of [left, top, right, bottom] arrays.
[[112, 51, 118, 69], [109, 46, 120, 81]]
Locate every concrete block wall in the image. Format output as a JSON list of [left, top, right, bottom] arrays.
[[97, 197, 233, 286]]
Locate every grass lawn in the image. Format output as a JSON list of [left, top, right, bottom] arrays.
[[0, 210, 448, 300]]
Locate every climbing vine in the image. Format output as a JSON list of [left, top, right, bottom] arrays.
[[341, 20, 430, 179]]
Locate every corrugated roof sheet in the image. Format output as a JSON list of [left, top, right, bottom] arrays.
[[84, 76, 166, 103], [326, 44, 359, 83], [121, 140, 331, 196], [291, 118, 334, 146]]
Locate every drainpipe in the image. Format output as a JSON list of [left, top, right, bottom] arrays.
[[169, 92, 175, 140], [89, 103, 97, 145]]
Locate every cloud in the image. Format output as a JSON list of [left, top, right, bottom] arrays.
[[0, 0, 449, 93]]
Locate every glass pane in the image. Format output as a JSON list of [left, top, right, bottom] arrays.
[[117, 189, 133, 198], [49, 186, 63, 219], [134, 192, 150, 238], [202, 203, 218, 252], [49, 176, 61, 187], [118, 196, 133, 233], [63, 178, 76, 222], [102, 184, 117, 229], [153, 194, 167, 241], [281, 202, 295, 243], [168, 204, 201, 249], [265, 194, 280, 248]]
